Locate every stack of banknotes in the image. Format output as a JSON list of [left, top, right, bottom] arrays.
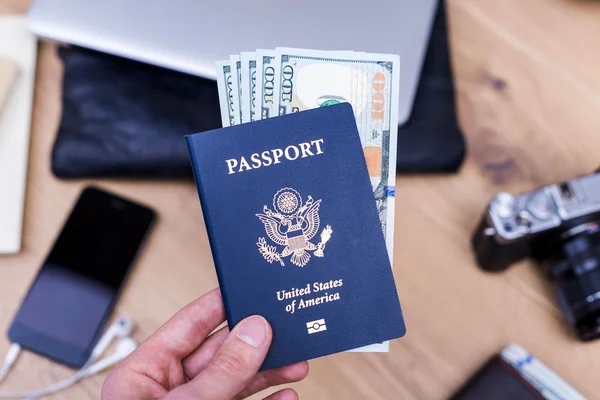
[[501, 344, 586, 400], [216, 48, 400, 275]]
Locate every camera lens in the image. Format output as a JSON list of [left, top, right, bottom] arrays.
[[548, 229, 600, 340]]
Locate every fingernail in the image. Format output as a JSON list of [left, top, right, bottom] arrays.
[[237, 315, 269, 348]]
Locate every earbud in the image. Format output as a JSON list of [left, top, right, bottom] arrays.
[[80, 337, 138, 378], [90, 316, 134, 362]]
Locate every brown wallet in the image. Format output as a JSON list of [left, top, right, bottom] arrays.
[[450, 356, 544, 400]]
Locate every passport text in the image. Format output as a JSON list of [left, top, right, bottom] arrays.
[[225, 138, 325, 174]]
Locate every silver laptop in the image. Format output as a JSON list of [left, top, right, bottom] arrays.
[[28, 0, 438, 125]]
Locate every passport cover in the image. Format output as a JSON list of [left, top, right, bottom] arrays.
[[186, 103, 406, 370]]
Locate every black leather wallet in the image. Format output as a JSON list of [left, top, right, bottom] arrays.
[[396, 0, 466, 174], [51, 1, 465, 179], [52, 46, 222, 179]]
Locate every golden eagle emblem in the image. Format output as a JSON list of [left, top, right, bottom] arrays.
[[256, 188, 332, 267]]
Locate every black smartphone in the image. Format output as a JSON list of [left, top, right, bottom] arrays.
[[8, 186, 156, 368]]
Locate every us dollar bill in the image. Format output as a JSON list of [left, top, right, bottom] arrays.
[[272, 49, 357, 116], [240, 52, 257, 123], [229, 55, 243, 125], [215, 60, 236, 127], [273, 49, 400, 249], [255, 49, 277, 120]]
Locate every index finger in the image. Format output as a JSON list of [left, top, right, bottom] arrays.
[[130, 288, 226, 362]]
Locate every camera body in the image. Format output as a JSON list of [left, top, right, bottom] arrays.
[[472, 172, 600, 340]]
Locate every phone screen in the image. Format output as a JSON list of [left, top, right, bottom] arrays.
[[8, 187, 155, 367]]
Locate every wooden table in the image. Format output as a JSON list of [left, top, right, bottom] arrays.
[[2, 0, 600, 398]]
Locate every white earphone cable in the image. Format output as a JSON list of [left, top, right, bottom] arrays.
[[0, 317, 136, 398], [0, 349, 132, 399], [0, 365, 89, 399], [0, 344, 21, 384]]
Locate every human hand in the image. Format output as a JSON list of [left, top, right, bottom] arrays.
[[101, 288, 309, 400]]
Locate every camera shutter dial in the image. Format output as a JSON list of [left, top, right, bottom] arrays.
[[491, 192, 515, 219], [527, 191, 554, 220]]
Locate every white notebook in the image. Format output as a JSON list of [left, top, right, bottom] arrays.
[[0, 58, 17, 113], [0, 17, 37, 254]]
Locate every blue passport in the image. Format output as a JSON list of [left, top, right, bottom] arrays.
[[186, 103, 406, 370]]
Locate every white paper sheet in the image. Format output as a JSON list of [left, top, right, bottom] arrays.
[[0, 16, 37, 254]]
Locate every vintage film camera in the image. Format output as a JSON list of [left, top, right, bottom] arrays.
[[472, 171, 600, 340]]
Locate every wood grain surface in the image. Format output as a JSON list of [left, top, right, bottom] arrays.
[[2, 0, 600, 398]]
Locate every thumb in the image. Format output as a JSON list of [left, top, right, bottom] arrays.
[[166, 315, 272, 400]]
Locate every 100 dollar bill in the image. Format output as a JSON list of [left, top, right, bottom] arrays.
[[215, 60, 235, 127], [240, 52, 257, 123], [229, 55, 243, 125], [272, 49, 400, 244], [255, 49, 277, 120]]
